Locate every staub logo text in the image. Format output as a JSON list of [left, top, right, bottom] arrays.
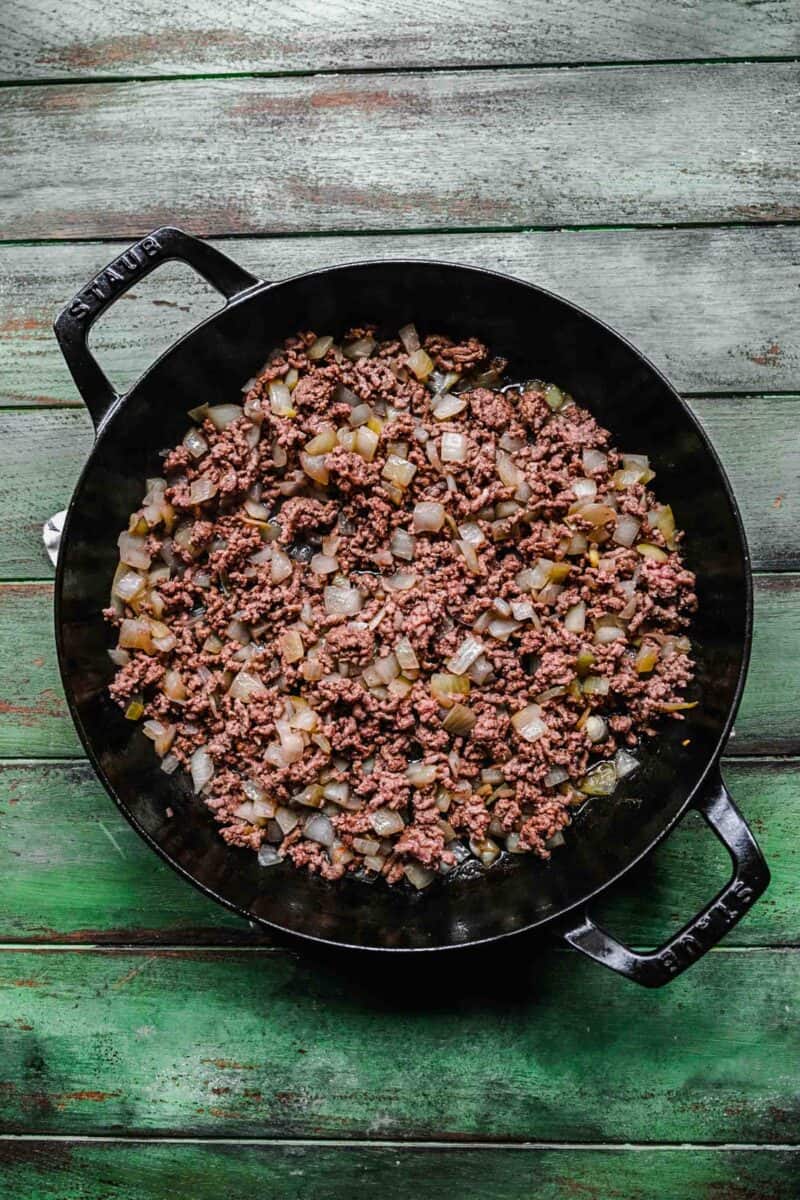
[[69, 235, 162, 319]]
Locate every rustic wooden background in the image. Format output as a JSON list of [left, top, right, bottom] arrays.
[[1, 2, 799, 1196]]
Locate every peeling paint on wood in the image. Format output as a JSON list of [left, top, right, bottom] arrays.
[[2, 65, 799, 239], [1, 1141, 798, 1200], [0, 947, 798, 1140], [2, 0, 799, 79], [2, 227, 800, 406], [0, 758, 794, 946]]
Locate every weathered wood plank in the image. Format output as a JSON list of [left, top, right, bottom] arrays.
[[3, 227, 800, 406], [0, 576, 796, 758], [3, 0, 799, 80], [2, 65, 798, 240], [0, 758, 793, 946], [0, 393, 795, 580], [0, 947, 797, 1139], [1, 1141, 798, 1200]]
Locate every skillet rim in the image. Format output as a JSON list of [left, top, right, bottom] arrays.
[[53, 255, 754, 952]]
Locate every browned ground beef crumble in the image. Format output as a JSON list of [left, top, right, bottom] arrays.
[[106, 325, 697, 889]]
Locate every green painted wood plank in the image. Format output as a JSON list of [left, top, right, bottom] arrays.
[[1, 576, 795, 759], [3, 0, 799, 80], [1, 392, 797, 580], [3, 227, 799, 406], [2, 65, 798, 240], [1, 1141, 798, 1200], [0, 947, 797, 1139], [0, 758, 793, 946]]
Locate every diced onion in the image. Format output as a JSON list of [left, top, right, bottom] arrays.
[[355, 426, 379, 462], [382, 454, 417, 489], [207, 404, 243, 430], [440, 431, 468, 462], [390, 528, 416, 561], [614, 748, 639, 778], [585, 715, 608, 743], [431, 673, 470, 707], [114, 569, 146, 603], [637, 543, 669, 562], [270, 547, 293, 584], [190, 746, 214, 793], [258, 845, 283, 867], [370, 808, 405, 835], [458, 522, 485, 547], [469, 836, 500, 866], [310, 553, 338, 575], [406, 762, 437, 788], [324, 585, 363, 615], [280, 630, 305, 663], [446, 636, 484, 676], [189, 477, 217, 504], [398, 323, 420, 354], [544, 766, 569, 787], [305, 426, 337, 455], [119, 618, 154, 653], [404, 862, 435, 889], [564, 602, 586, 633], [308, 335, 334, 361], [269, 382, 294, 417], [407, 348, 434, 380], [412, 501, 445, 533], [442, 703, 476, 735], [118, 531, 151, 570], [183, 428, 208, 459], [433, 395, 467, 420], [304, 814, 335, 847], [572, 478, 597, 501], [582, 448, 608, 474], [343, 336, 376, 360], [395, 636, 419, 672], [579, 761, 617, 796], [511, 703, 548, 743], [613, 514, 641, 547]]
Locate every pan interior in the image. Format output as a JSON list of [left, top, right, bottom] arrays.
[[57, 261, 748, 949]]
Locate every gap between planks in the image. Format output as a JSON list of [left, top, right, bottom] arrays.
[[0, 1135, 798, 1150], [2, 217, 800, 249], [0, 54, 798, 92]]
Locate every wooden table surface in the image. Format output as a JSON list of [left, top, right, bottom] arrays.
[[1, 3, 799, 1196]]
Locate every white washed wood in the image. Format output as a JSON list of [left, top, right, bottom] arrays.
[[2, 0, 799, 80], [2, 65, 798, 240], [1, 226, 799, 406]]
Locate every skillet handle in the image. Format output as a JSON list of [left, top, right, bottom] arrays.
[[559, 771, 769, 987], [53, 226, 260, 432]]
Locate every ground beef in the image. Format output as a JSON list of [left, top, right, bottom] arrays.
[[105, 323, 697, 890]]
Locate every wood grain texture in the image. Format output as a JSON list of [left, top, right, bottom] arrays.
[[1, 392, 795, 580], [0, 946, 798, 1140], [3, 226, 800, 405], [1, 576, 797, 758], [3, 65, 799, 240], [1, 1141, 798, 1200], [0, 758, 793, 946], [3, 0, 799, 80]]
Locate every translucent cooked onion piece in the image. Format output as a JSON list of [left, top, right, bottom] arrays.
[[511, 703, 548, 743], [404, 862, 436, 889], [119, 618, 154, 654], [412, 501, 445, 533], [406, 348, 434, 381], [440, 431, 468, 462], [370, 808, 405, 836], [307, 335, 333, 361], [382, 454, 417, 490], [433, 395, 467, 421], [445, 636, 484, 676], [190, 746, 214, 793], [398, 323, 420, 354], [207, 404, 243, 430], [343, 336, 376, 360], [579, 760, 617, 796], [390, 528, 416, 561], [324, 585, 363, 615], [614, 748, 639, 778], [229, 670, 267, 701], [118, 531, 151, 571], [442, 703, 476, 735]]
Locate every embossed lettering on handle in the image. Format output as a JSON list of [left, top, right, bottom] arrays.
[[54, 226, 261, 432], [559, 772, 769, 987], [67, 235, 164, 322]]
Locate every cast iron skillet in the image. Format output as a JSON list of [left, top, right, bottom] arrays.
[[53, 226, 769, 986]]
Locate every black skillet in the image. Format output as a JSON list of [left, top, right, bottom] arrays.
[[53, 226, 769, 986]]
